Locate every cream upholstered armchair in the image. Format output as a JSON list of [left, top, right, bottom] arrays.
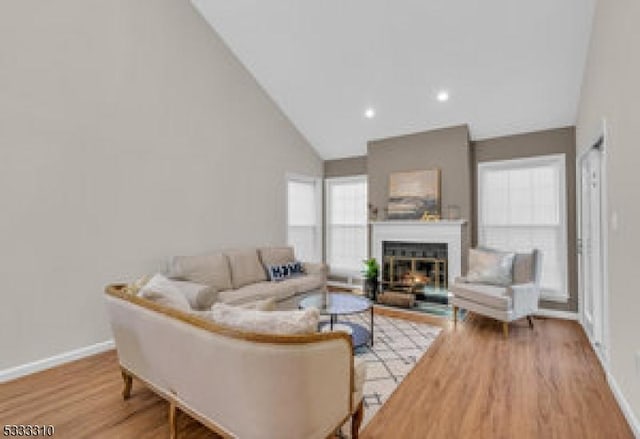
[[450, 249, 541, 337]]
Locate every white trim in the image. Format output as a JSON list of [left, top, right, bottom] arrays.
[[577, 118, 611, 366], [606, 366, 640, 437], [477, 153, 569, 300], [534, 308, 579, 320], [0, 339, 115, 383]]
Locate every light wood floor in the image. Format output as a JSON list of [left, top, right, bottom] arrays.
[[0, 311, 633, 439]]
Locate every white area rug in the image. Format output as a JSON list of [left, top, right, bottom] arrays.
[[323, 312, 442, 433]]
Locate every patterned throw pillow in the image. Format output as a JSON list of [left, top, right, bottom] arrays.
[[268, 261, 304, 282]]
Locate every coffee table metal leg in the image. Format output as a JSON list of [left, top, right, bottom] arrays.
[[370, 307, 374, 346]]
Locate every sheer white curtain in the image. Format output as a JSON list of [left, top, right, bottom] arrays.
[[287, 176, 321, 262], [478, 154, 567, 299], [325, 176, 368, 275]]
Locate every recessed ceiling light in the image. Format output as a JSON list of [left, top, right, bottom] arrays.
[[437, 90, 449, 102], [364, 108, 376, 119]]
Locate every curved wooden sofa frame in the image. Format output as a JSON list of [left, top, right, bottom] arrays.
[[105, 284, 363, 439]]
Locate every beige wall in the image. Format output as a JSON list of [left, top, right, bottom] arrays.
[[0, 0, 322, 370], [577, 0, 640, 424], [324, 156, 367, 178], [367, 125, 472, 225], [472, 127, 578, 312]]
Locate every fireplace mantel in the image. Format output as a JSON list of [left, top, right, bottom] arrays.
[[370, 220, 469, 286]]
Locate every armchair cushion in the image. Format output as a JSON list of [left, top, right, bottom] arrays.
[[450, 281, 512, 311], [466, 248, 515, 286]]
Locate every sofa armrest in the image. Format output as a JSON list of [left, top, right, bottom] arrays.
[[510, 283, 540, 318], [303, 262, 329, 277]]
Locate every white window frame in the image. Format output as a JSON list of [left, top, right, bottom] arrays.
[[286, 173, 322, 263], [324, 175, 368, 278], [477, 154, 568, 301]]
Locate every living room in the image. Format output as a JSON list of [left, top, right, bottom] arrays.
[[1, 0, 639, 438]]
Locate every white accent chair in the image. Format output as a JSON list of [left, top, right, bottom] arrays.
[[450, 249, 541, 337]]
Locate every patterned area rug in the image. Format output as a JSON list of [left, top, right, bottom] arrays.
[[321, 312, 442, 431]]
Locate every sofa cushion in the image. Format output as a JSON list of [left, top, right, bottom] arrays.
[[450, 281, 512, 311], [218, 281, 296, 305], [209, 303, 320, 335], [169, 253, 232, 292], [466, 248, 515, 286], [236, 297, 277, 311], [138, 273, 191, 312], [259, 246, 295, 267], [171, 280, 217, 311], [281, 274, 324, 294], [226, 249, 268, 289]]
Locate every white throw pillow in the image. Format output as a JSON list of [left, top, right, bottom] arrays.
[[170, 279, 218, 310], [207, 303, 319, 335], [138, 273, 191, 312], [466, 248, 515, 286]]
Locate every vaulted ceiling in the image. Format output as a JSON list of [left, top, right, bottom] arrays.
[[192, 0, 595, 159]]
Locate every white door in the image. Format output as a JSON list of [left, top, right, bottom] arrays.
[[579, 147, 604, 352]]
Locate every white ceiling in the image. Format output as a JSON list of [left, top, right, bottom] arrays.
[[192, 0, 595, 160]]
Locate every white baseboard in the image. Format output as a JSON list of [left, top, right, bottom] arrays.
[[0, 339, 115, 384], [534, 308, 579, 320], [606, 364, 640, 437]]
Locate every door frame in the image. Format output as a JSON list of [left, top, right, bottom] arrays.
[[577, 119, 610, 367]]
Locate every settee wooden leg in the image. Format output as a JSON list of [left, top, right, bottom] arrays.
[[502, 322, 509, 338], [527, 316, 534, 329], [169, 402, 178, 439], [453, 306, 458, 326], [351, 400, 364, 439], [121, 369, 133, 400]]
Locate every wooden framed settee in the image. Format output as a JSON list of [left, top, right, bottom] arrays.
[[104, 284, 365, 439]]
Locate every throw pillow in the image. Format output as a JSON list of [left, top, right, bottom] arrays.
[[168, 253, 233, 291], [267, 261, 304, 282], [171, 279, 218, 311], [466, 248, 515, 286], [208, 303, 319, 335], [138, 273, 191, 312]]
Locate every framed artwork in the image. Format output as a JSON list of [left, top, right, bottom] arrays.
[[387, 169, 441, 220]]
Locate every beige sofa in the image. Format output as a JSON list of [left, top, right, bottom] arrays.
[[167, 246, 327, 309], [105, 284, 366, 439]]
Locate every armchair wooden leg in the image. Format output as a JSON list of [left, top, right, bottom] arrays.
[[121, 369, 133, 400], [453, 306, 458, 326], [169, 402, 178, 439], [351, 400, 364, 439], [527, 315, 534, 329], [502, 322, 509, 338]]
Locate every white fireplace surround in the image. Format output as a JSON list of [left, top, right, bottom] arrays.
[[371, 220, 469, 286]]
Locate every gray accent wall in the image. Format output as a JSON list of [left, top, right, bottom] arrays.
[[577, 0, 640, 423], [0, 0, 322, 371], [324, 156, 367, 178], [367, 125, 473, 227], [472, 127, 578, 312]]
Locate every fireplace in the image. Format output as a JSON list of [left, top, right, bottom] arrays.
[[370, 220, 468, 311], [382, 241, 448, 293]]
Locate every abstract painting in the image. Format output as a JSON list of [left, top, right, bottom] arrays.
[[387, 169, 441, 219]]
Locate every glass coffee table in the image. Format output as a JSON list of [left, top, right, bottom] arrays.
[[299, 293, 374, 348]]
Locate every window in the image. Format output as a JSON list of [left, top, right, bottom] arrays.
[[325, 176, 368, 275], [478, 154, 567, 300], [287, 175, 321, 263]]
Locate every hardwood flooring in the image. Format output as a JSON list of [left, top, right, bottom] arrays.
[[0, 312, 633, 439]]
